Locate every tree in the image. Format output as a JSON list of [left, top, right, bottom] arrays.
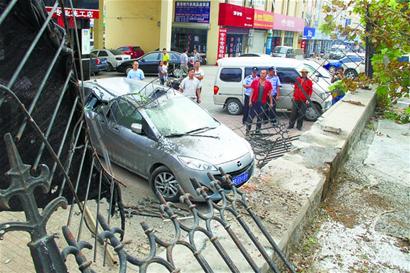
[[320, 0, 410, 123]]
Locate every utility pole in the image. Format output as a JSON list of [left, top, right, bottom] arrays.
[[365, 2, 374, 78]]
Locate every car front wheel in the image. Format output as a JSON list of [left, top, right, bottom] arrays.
[[345, 68, 358, 79], [305, 102, 322, 121], [150, 166, 180, 202]]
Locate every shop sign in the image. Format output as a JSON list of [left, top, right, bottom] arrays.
[[303, 27, 315, 39], [218, 3, 254, 28], [175, 1, 210, 24], [272, 13, 304, 32], [45, 7, 99, 19], [217, 28, 227, 60], [253, 9, 273, 30]]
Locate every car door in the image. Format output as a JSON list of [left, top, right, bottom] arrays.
[[105, 98, 156, 175], [98, 50, 112, 68], [276, 68, 299, 110], [139, 52, 161, 74]]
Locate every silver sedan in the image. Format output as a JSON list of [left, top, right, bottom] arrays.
[[83, 78, 255, 201]]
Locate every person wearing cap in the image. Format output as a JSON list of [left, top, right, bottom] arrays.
[[246, 69, 273, 135], [242, 67, 259, 124], [288, 67, 313, 130], [266, 66, 281, 124]]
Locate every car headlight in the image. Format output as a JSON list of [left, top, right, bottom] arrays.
[[178, 156, 217, 171]]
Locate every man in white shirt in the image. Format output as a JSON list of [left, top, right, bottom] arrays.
[[180, 48, 189, 74], [193, 60, 205, 94], [179, 67, 201, 103]]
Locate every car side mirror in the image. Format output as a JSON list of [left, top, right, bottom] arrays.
[[140, 58, 145, 62], [131, 123, 142, 134]]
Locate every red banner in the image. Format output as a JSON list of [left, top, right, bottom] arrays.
[[217, 28, 227, 60], [253, 9, 273, 30], [218, 3, 254, 28], [45, 7, 99, 19]]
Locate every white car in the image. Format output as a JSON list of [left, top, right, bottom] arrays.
[[91, 49, 131, 71]]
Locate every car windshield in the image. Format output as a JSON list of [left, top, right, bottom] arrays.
[[145, 96, 219, 136], [274, 47, 288, 54], [110, 49, 124, 55]]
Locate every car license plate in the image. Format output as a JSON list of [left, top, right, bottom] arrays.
[[232, 172, 249, 186]]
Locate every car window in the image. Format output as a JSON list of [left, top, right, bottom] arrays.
[[220, 68, 242, 82], [91, 50, 98, 55], [133, 47, 141, 51], [244, 67, 269, 77], [109, 99, 142, 129], [170, 53, 179, 62], [142, 53, 160, 62], [110, 49, 123, 55], [98, 51, 108, 57], [276, 68, 299, 84], [117, 47, 129, 52]]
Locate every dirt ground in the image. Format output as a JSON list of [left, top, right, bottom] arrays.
[[290, 118, 410, 273]]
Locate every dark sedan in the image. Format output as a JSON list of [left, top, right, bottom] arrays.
[[116, 51, 181, 76]]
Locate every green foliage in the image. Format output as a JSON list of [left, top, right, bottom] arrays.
[[320, 0, 410, 123]]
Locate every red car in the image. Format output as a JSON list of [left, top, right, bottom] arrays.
[[116, 46, 144, 59]]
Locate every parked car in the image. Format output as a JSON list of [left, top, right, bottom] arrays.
[[323, 54, 364, 74], [83, 78, 255, 201], [91, 49, 131, 71], [90, 53, 109, 75], [213, 57, 332, 121], [272, 46, 304, 59], [116, 51, 181, 76], [116, 46, 145, 59]]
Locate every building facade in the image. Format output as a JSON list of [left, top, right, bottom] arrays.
[[96, 0, 307, 64]]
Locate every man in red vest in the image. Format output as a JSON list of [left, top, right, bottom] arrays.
[[246, 69, 273, 135], [288, 68, 313, 130]]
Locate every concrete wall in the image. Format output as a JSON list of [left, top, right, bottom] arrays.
[[206, 0, 221, 65], [104, 0, 161, 51]]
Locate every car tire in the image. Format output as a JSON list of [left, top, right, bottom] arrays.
[[125, 66, 132, 76], [108, 63, 114, 72], [345, 68, 358, 79], [226, 98, 243, 115], [150, 166, 180, 202], [305, 102, 322, 121]]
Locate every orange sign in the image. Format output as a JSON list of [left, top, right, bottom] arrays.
[[253, 9, 273, 30]]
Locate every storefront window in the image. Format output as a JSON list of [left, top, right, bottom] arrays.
[[171, 28, 208, 53], [226, 34, 244, 57], [284, 31, 294, 47]]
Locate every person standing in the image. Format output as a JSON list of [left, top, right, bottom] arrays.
[[193, 60, 204, 94], [162, 48, 170, 63], [246, 69, 273, 135], [242, 67, 259, 124], [193, 48, 201, 63], [127, 61, 145, 80], [180, 48, 189, 74], [158, 60, 168, 85], [288, 68, 313, 130], [179, 67, 201, 103], [266, 66, 281, 124]]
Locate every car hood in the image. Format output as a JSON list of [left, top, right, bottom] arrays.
[[161, 125, 251, 165]]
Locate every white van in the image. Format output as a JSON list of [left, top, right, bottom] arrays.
[[213, 57, 333, 121]]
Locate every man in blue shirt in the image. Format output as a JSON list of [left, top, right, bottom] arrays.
[[242, 67, 259, 124], [266, 66, 281, 124], [127, 61, 145, 80]]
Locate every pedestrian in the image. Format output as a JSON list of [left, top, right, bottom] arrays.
[[158, 60, 168, 85], [288, 68, 313, 131], [193, 60, 204, 94], [193, 48, 201, 63], [330, 67, 346, 104], [127, 61, 145, 80], [266, 66, 281, 124], [180, 48, 189, 74], [179, 67, 201, 103], [242, 67, 259, 124], [162, 48, 170, 63], [246, 69, 273, 135]]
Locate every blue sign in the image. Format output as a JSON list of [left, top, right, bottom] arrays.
[[303, 27, 316, 39], [175, 1, 210, 24], [266, 37, 273, 55]]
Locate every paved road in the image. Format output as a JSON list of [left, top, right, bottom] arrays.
[[91, 65, 312, 204]]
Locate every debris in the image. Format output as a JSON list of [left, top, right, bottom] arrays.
[[343, 100, 365, 106], [322, 126, 342, 135]]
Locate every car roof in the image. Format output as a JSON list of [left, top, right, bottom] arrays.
[[217, 56, 302, 68], [83, 77, 178, 107]]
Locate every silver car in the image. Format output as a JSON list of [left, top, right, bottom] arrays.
[[83, 78, 255, 201]]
